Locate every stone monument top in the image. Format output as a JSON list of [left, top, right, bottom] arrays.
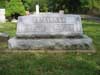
[[16, 13, 83, 38]]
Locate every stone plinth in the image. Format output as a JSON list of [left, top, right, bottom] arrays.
[[9, 35, 93, 50]]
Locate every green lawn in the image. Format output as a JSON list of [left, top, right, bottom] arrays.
[[0, 22, 16, 37], [0, 21, 100, 75]]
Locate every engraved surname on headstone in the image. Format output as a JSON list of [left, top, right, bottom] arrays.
[[29, 17, 67, 23]]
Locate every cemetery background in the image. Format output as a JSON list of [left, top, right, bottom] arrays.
[[0, 0, 100, 75]]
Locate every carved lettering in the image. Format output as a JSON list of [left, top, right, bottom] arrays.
[[31, 17, 67, 23]]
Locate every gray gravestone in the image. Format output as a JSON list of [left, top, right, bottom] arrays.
[[0, 9, 6, 23], [16, 14, 83, 37], [8, 13, 93, 50]]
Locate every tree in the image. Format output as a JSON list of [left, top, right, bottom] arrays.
[[6, 0, 25, 20], [22, 0, 48, 12], [80, 0, 100, 15], [48, 0, 68, 12], [0, 0, 8, 8], [67, 0, 81, 13], [22, 0, 32, 10], [48, 0, 100, 15]]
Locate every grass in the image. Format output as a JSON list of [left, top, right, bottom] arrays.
[[0, 21, 100, 75], [0, 22, 16, 37], [0, 53, 100, 75]]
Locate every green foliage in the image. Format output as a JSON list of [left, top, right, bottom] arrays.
[[67, 0, 81, 13], [0, 0, 6, 8], [6, 0, 25, 17], [48, 0, 67, 12], [47, 0, 100, 15], [48, 0, 85, 13], [0, 22, 16, 37], [1, 0, 100, 16], [22, 0, 48, 12], [22, 0, 33, 10]]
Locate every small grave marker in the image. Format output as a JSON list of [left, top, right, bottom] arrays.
[[0, 9, 6, 23]]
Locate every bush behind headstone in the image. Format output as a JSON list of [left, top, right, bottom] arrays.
[[6, 0, 25, 21]]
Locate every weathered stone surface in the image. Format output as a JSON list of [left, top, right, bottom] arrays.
[[8, 35, 93, 50], [8, 13, 94, 50], [16, 14, 83, 38]]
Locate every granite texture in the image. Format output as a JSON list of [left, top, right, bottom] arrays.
[[16, 14, 83, 38], [8, 35, 93, 50], [8, 14, 93, 50]]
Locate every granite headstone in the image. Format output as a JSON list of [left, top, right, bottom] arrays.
[[8, 13, 93, 50], [16, 14, 83, 38]]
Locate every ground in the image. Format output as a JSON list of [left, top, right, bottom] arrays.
[[0, 20, 100, 75]]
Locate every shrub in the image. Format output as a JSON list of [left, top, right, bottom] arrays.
[[6, 0, 25, 21]]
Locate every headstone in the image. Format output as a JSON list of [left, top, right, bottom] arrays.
[[0, 33, 9, 38], [11, 19, 17, 23], [36, 4, 39, 14], [0, 9, 6, 23], [59, 10, 64, 14], [16, 14, 83, 38], [8, 13, 93, 50]]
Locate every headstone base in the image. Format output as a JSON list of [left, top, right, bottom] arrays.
[[8, 35, 93, 50]]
